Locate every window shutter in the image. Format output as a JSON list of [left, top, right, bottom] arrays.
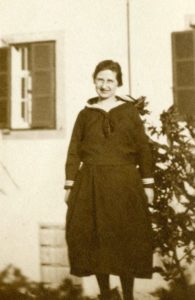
[[30, 42, 56, 128], [0, 48, 10, 128], [172, 30, 195, 116]]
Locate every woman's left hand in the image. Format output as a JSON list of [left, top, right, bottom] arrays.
[[144, 188, 154, 205]]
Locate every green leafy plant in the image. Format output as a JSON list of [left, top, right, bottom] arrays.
[[132, 97, 195, 299]]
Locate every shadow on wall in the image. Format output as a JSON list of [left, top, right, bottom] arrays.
[[0, 160, 20, 196]]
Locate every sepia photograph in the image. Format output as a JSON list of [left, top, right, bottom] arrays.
[[0, 0, 195, 299]]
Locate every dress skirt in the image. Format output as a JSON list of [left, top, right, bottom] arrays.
[[66, 163, 153, 278]]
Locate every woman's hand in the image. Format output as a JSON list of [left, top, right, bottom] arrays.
[[64, 189, 71, 205], [144, 188, 154, 205]]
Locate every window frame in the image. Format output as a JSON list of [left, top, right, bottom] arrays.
[[0, 31, 65, 139]]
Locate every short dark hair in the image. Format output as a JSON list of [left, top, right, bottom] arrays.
[[93, 60, 123, 86]]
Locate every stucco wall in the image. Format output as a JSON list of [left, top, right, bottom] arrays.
[[0, 0, 195, 295]]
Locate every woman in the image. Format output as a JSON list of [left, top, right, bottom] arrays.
[[64, 60, 154, 300]]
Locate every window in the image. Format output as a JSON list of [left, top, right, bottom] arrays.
[[0, 41, 56, 129], [172, 30, 195, 117]]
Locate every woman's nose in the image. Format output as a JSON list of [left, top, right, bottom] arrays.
[[101, 81, 108, 89]]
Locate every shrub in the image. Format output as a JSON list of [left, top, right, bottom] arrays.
[[132, 97, 195, 299]]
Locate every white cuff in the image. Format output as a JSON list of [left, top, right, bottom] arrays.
[[65, 180, 75, 186], [142, 178, 154, 184]]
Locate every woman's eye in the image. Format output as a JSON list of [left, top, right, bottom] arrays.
[[96, 79, 103, 83]]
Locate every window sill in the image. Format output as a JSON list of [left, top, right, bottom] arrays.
[[1, 128, 66, 140]]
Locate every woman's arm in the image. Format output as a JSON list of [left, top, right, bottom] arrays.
[[133, 107, 154, 202], [64, 110, 84, 189]]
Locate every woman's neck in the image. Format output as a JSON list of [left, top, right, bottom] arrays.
[[98, 96, 117, 103]]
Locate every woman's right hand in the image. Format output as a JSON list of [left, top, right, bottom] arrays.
[[64, 189, 71, 205]]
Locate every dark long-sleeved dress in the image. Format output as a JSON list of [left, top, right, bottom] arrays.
[[65, 97, 153, 278]]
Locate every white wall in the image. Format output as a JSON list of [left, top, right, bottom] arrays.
[[0, 0, 195, 294], [130, 0, 195, 119]]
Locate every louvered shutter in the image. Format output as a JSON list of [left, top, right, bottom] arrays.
[[0, 48, 10, 128], [31, 42, 56, 128], [172, 30, 195, 116]]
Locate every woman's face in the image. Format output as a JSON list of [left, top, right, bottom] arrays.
[[94, 69, 118, 100]]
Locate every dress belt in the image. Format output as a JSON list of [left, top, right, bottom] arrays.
[[82, 157, 136, 166]]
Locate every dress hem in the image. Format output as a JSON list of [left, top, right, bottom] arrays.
[[69, 268, 153, 279]]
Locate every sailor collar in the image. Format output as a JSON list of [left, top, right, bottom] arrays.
[[85, 95, 134, 110]]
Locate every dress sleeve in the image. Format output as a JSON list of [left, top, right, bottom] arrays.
[[133, 107, 154, 186], [65, 111, 84, 183]]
